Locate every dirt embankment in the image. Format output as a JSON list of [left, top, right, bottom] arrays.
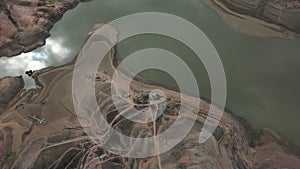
[[0, 0, 80, 58]]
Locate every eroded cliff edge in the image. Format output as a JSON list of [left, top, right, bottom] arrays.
[[0, 0, 79, 58], [0, 24, 299, 169]]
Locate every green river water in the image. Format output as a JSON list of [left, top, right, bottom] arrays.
[[3, 0, 300, 146]]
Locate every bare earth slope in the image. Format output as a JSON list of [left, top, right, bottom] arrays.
[[0, 24, 299, 169], [205, 0, 300, 38], [0, 76, 24, 112], [0, 0, 79, 58], [222, 0, 300, 32]]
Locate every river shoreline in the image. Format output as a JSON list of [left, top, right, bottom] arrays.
[[0, 0, 80, 58], [204, 0, 300, 39], [1, 23, 300, 168], [0, 0, 300, 167]]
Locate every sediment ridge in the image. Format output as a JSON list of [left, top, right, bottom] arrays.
[[205, 0, 300, 38]]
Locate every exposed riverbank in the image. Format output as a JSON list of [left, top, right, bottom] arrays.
[[1, 0, 299, 169], [204, 0, 300, 38], [0, 0, 80, 58], [1, 0, 299, 59], [0, 24, 300, 168]]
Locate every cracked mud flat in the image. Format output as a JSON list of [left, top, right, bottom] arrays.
[[0, 0, 80, 57], [0, 24, 300, 169]]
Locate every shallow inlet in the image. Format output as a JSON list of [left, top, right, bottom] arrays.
[[1, 0, 300, 146]]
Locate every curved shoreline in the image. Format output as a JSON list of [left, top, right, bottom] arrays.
[[0, 24, 299, 168], [204, 0, 300, 38], [0, 0, 80, 58], [0, 1, 299, 167]]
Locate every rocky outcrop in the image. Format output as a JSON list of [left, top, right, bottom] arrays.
[[0, 0, 80, 58], [215, 0, 300, 33], [0, 76, 24, 112]]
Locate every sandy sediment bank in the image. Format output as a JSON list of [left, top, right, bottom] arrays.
[[204, 0, 300, 38]]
